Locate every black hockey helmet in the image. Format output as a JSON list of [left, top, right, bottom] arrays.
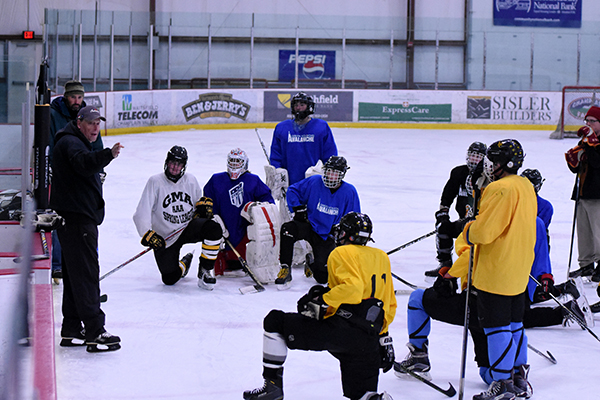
[[485, 139, 525, 178], [322, 156, 349, 188], [334, 212, 373, 246], [164, 145, 188, 183], [291, 91, 315, 121], [466, 141, 487, 172], [521, 168, 544, 193]]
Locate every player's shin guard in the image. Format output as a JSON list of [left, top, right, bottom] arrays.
[[200, 238, 221, 268], [483, 325, 515, 382], [407, 289, 431, 349], [262, 331, 287, 371], [511, 321, 527, 368]]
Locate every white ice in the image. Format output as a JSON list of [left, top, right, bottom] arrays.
[[53, 127, 600, 399]]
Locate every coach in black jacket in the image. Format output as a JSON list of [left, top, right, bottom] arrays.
[[50, 106, 124, 352]]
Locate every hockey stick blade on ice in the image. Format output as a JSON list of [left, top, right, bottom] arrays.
[[100, 225, 187, 281], [224, 237, 266, 294], [396, 364, 457, 397], [527, 343, 557, 365]]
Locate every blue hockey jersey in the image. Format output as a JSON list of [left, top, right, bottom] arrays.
[[286, 174, 360, 240], [270, 118, 337, 185], [203, 172, 274, 247]]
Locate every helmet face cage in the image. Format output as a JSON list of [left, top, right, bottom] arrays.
[[466, 142, 486, 172], [291, 92, 315, 121], [335, 212, 373, 246], [483, 155, 497, 182], [227, 148, 249, 180], [164, 146, 188, 183], [322, 156, 348, 189], [521, 168, 544, 193]]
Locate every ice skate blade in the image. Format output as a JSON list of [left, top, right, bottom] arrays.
[[197, 278, 215, 291], [276, 281, 292, 291], [86, 343, 121, 353], [60, 338, 86, 347], [393, 369, 432, 382]]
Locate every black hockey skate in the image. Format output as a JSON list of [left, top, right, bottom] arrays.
[[592, 265, 600, 283], [424, 260, 451, 278], [562, 300, 587, 327], [198, 267, 216, 290], [179, 252, 193, 278], [275, 264, 292, 290], [591, 301, 600, 314], [512, 364, 532, 399], [60, 328, 86, 347], [359, 391, 394, 400], [243, 378, 283, 400], [393, 342, 431, 381], [555, 279, 580, 300], [473, 379, 517, 400], [86, 331, 121, 353], [569, 263, 594, 278]]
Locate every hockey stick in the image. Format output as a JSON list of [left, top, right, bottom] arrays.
[[566, 173, 580, 280], [223, 237, 266, 295], [527, 343, 557, 365], [457, 243, 474, 400], [530, 274, 600, 343], [99, 225, 187, 281], [255, 128, 271, 164], [395, 364, 457, 397], [391, 272, 424, 290], [386, 230, 436, 256]]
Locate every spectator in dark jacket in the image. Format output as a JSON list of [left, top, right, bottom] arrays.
[[50, 106, 124, 353]]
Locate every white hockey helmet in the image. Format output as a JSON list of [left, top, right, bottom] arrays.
[[227, 148, 249, 180]]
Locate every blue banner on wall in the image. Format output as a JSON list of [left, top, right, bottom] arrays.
[[493, 0, 582, 28], [278, 50, 336, 82]]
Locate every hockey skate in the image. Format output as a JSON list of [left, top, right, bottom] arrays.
[[555, 279, 580, 300], [86, 331, 121, 353], [275, 264, 292, 290], [359, 391, 394, 400], [243, 377, 283, 400], [52, 269, 62, 285], [473, 379, 517, 400], [198, 267, 216, 291], [512, 364, 532, 399], [179, 252, 193, 278], [562, 300, 587, 327], [568, 263, 594, 278], [424, 260, 451, 279], [571, 277, 595, 327], [60, 328, 85, 347], [591, 265, 600, 283], [393, 342, 431, 381], [591, 301, 600, 314]]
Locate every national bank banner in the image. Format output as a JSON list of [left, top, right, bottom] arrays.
[[493, 0, 582, 28], [278, 50, 336, 82]]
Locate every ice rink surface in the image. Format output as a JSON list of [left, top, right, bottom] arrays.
[[53, 127, 600, 399]]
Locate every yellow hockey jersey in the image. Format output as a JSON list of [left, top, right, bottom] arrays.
[[323, 244, 397, 334]]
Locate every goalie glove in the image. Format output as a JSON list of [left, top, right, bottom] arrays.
[[194, 196, 214, 219], [141, 230, 166, 250], [297, 285, 330, 320], [379, 333, 395, 373]]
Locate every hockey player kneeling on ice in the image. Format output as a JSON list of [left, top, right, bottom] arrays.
[[203, 148, 275, 278], [243, 212, 397, 400], [275, 156, 360, 289], [133, 146, 223, 290]]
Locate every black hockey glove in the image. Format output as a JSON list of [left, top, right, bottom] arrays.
[[293, 205, 309, 223], [379, 333, 395, 373], [435, 207, 450, 224], [597, 282, 600, 298], [194, 196, 214, 219], [433, 274, 458, 298], [141, 230, 166, 250], [297, 285, 330, 320]]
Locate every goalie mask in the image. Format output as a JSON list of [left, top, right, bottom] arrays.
[[521, 168, 544, 193], [334, 212, 373, 246], [483, 139, 525, 181], [291, 92, 315, 122], [164, 145, 188, 183], [322, 156, 349, 189], [466, 141, 486, 172], [227, 148, 249, 180]]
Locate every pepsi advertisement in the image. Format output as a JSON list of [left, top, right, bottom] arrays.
[[493, 0, 582, 28], [278, 50, 336, 82]]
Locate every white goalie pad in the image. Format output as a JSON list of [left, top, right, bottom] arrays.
[[245, 202, 282, 283], [305, 160, 324, 178], [264, 165, 289, 201]]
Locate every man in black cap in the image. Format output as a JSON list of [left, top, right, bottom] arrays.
[[50, 106, 124, 353], [49, 81, 105, 283]]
